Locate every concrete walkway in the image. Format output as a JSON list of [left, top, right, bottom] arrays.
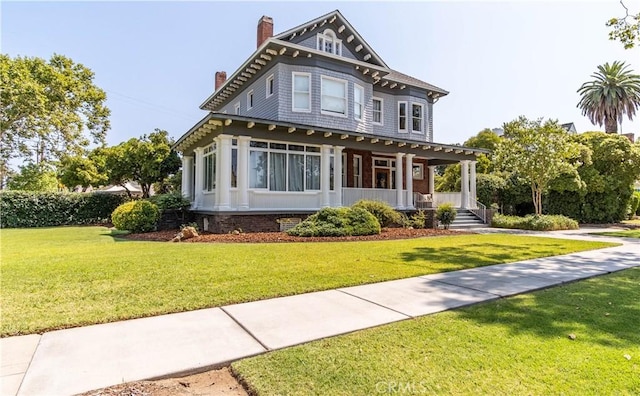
[[2, 229, 638, 396]]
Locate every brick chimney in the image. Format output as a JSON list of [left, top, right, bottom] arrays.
[[257, 15, 273, 48], [215, 71, 227, 91]]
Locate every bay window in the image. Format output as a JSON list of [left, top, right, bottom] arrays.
[[321, 76, 347, 116], [292, 73, 311, 112]]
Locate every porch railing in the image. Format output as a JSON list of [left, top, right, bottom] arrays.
[[343, 188, 409, 208], [469, 200, 487, 223], [433, 192, 461, 207]]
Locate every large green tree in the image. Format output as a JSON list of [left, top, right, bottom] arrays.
[[577, 61, 640, 133], [7, 163, 58, 192], [494, 117, 583, 215], [62, 129, 180, 198], [0, 54, 110, 183]]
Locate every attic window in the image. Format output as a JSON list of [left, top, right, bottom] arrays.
[[317, 29, 342, 56]]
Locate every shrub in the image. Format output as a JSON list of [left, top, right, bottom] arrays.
[[628, 191, 640, 219], [435, 203, 457, 229], [148, 192, 191, 211], [0, 191, 127, 228], [492, 214, 578, 231], [287, 207, 380, 237], [404, 210, 427, 229], [111, 200, 160, 233], [352, 200, 402, 227]]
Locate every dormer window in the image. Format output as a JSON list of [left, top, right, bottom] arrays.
[[317, 29, 342, 56]]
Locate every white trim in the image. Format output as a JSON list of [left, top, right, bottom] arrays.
[[372, 96, 383, 126], [353, 154, 363, 188], [234, 102, 240, 115], [412, 163, 424, 180], [292, 72, 311, 112], [411, 102, 424, 134], [354, 83, 364, 121], [320, 75, 348, 117], [342, 152, 347, 187], [266, 74, 274, 98], [247, 90, 254, 111], [398, 101, 408, 133], [317, 29, 343, 56]]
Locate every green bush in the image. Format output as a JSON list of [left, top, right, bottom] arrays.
[[287, 207, 380, 237], [352, 200, 402, 227], [148, 192, 191, 211], [0, 191, 127, 228], [492, 214, 579, 231], [111, 200, 160, 233], [628, 191, 640, 218], [405, 210, 427, 229], [435, 203, 457, 229]]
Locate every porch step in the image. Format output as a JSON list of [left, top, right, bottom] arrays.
[[448, 209, 486, 229]]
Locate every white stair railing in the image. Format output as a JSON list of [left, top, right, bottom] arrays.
[[469, 200, 487, 223]]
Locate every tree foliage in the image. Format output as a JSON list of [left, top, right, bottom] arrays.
[[436, 129, 499, 192], [494, 117, 583, 215], [547, 132, 640, 223], [7, 163, 58, 192], [577, 61, 640, 133], [0, 54, 110, 180], [607, 1, 640, 49]]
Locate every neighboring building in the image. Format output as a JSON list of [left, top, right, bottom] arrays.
[[174, 10, 487, 232], [561, 122, 577, 134]]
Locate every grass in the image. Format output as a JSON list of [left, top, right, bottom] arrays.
[[0, 227, 615, 337], [233, 268, 640, 395], [622, 219, 640, 226], [595, 229, 640, 238]]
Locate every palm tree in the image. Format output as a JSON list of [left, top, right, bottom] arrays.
[[577, 61, 640, 133]]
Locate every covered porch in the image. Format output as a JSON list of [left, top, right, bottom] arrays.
[[174, 114, 485, 214]]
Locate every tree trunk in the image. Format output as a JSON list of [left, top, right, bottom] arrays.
[[605, 117, 618, 133]]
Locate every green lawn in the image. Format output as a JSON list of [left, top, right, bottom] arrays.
[[0, 227, 615, 337], [233, 268, 640, 395], [596, 229, 640, 238]]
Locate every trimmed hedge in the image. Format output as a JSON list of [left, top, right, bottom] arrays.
[[147, 192, 191, 211], [492, 214, 579, 231], [0, 191, 128, 228], [287, 207, 381, 237], [111, 200, 160, 233]]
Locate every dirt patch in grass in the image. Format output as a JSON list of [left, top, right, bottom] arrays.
[[124, 227, 469, 243], [79, 367, 247, 396]]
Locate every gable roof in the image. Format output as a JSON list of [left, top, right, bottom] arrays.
[[200, 11, 449, 111], [273, 9, 388, 68]]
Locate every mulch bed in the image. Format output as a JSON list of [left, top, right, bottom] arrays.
[[124, 227, 470, 243]]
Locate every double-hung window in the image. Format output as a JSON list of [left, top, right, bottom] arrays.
[[353, 154, 363, 188], [398, 101, 408, 133], [354, 84, 364, 121], [292, 73, 311, 112], [234, 102, 240, 115], [321, 76, 347, 116], [266, 74, 274, 98], [317, 29, 342, 56], [248, 140, 322, 191], [247, 90, 254, 110], [412, 103, 423, 133], [203, 144, 216, 191], [372, 97, 383, 125]]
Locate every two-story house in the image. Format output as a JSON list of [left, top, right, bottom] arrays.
[[174, 10, 486, 232]]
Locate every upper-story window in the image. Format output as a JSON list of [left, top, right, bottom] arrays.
[[354, 84, 364, 121], [317, 29, 342, 56], [321, 76, 347, 116], [292, 72, 311, 112], [398, 101, 408, 133], [247, 90, 254, 110], [266, 74, 274, 98], [234, 102, 240, 115], [412, 103, 423, 133], [372, 97, 383, 125]]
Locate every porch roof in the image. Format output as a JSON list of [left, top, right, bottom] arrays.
[[174, 113, 488, 164]]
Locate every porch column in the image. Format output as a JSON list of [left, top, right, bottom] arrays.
[[470, 160, 477, 208], [395, 152, 405, 209], [427, 165, 436, 195], [193, 147, 204, 209], [216, 134, 232, 211], [405, 154, 415, 209], [460, 160, 470, 209], [321, 144, 332, 207], [237, 136, 251, 210], [181, 155, 193, 201], [334, 145, 344, 207]]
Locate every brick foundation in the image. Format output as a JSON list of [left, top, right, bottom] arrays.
[[195, 212, 313, 234]]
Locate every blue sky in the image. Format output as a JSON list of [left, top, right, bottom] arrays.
[[3, 1, 640, 151]]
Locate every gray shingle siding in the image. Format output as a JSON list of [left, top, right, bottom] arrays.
[[294, 28, 359, 61], [219, 65, 279, 120]]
